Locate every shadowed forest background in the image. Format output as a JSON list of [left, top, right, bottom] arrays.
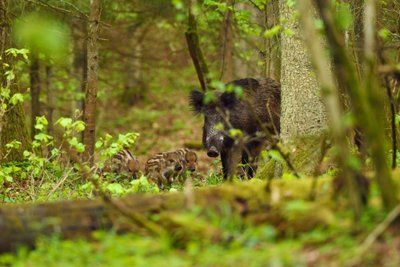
[[1, 0, 400, 266]]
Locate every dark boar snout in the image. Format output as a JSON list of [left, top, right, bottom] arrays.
[[207, 146, 220, 158]]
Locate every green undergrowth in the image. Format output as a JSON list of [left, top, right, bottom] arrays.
[[0, 202, 393, 267], [0, 163, 226, 203]]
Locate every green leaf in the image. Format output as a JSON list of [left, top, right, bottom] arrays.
[[75, 143, 85, 153], [314, 19, 324, 31], [73, 121, 86, 132], [35, 116, 48, 130], [34, 133, 53, 142], [335, 3, 353, 30], [268, 150, 284, 164], [1, 88, 11, 98], [263, 25, 281, 38], [378, 28, 391, 41], [106, 183, 124, 195], [229, 128, 243, 138], [9, 93, 24, 105], [13, 13, 70, 62], [68, 137, 79, 147], [95, 140, 104, 149], [395, 114, 400, 125], [283, 29, 294, 37], [346, 155, 362, 171], [5, 70, 15, 81], [51, 148, 60, 157], [214, 123, 224, 131], [172, 0, 184, 10], [286, 0, 296, 8], [56, 117, 73, 129], [5, 140, 21, 149], [204, 92, 217, 104], [211, 80, 226, 91]]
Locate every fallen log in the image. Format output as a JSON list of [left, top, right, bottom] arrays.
[[0, 178, 336, 253]]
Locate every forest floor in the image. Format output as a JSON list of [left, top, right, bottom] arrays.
[[1, 86, 400, 266], [97, 86, 217, 176]]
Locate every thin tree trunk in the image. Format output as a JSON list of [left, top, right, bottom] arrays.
[[219, 0, 234, 82], [352, 0, 364, 78], [363, 0, 398, 207], [30, 54, 41, 139], [82, 0, 101, 166], [0, 0, 7, 61], [264, 0, 281, 80], [45, 65, 54, 151], [122, 29, 144, 106], [72, 17, 87, 114], [185, 0, 210, 92]]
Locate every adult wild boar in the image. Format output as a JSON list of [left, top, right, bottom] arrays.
[[189, 78, 280, 178]]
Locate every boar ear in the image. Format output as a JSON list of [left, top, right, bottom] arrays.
[[189, 89, 204, 113], [220, 92, 237, 108]]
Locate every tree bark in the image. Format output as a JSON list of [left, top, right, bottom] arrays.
[[45, 65, 54, 152], [30, 54, 41, 139], [185, 0, 210, 91], [264, 0, 281, 80], [0, 0, 30, 162], [71, 17, 87, 114], [0, 178, 337, 253], [279, 0, 328, 175], [219, 0, 234, 82], [82, 0, 101, 166], [122, 29, 144, 106]]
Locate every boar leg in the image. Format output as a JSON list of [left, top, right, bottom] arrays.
[[242, 141, 264, 178], [221, 144, 242, 180]]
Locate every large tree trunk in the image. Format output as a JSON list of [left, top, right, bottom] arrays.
[[82, 0, 101, 166], [279, 0, 328, 175], [0, 0, 30, 162], [30, 54, 41, 139], [0, 178, 337, 253]]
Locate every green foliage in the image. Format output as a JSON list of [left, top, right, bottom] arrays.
[[13, 12, 70, 62], [0, 48, 29, 118], [0, 230, 300, 267], [264, 25, 281, 38], [334, 2, 353, 31], [0, 202, 394, 266], [96, 132, 139, 160]]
